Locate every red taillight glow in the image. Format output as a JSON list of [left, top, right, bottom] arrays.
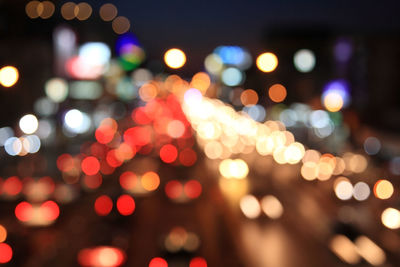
[[116, 194, 135, 216], [78, 246, 126, 267], [0, 243, 12, 264], [94, 195, 113, 216]]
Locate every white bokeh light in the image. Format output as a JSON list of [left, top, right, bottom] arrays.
[[64, 109, 91, 134], [19, 114, 39, 134], [293, 49, 316, 72]]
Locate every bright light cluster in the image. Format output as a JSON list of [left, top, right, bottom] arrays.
[[182, 90, 371, 186], [240, 194, 284, 219], [301, 151, 367, 182], [329, 234, 386, 265], [182, 92, 305, 166]]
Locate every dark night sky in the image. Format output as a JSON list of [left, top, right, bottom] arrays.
[[107, 0, 400, 70]]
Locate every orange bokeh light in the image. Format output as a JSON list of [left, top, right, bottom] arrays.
[[268, 84, 287, 103], [240, 89, 259, 106], [141, 172, 160, 191]]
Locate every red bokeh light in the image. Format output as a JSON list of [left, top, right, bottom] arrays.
[[2, 176, 22, 196], [159, 144, 178, 163], [138, 143, 153, 155], [149, 257, 168, 267], [119, 172, 137, 191], [179, 148, 197, 166], [66, 56, 103, 80], [57, 153, 75, 172], [115, 142, 136, 161], [84, 174, 103, 189], [78, 246, 126, 267], [94, 195, 113, 216], [41, 200, 60, 221], [91, 142, 107, 159], [106, 150, 123, 168], [81, 156, 101, 176], [0, 243, 12, 264], [132, 107, 152, 125], [124, 127, 152, 147], [189, 257, 207, 267], [165, 180, 183, 199], [184, 180, 202, 199], [15, 201, 33, 222], [116, 195, 135, 216], [95, 125, 116, 144], [39, 176, 56, 194], [100, 160, 115, 175]]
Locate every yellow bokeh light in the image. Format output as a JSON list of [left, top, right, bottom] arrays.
[[284, 142, 305, 164], [302, 149, 321, 164], [329, 235, 361, 265], [255, 136, 275, 155], [317, 161, 333, 181], [0, 66, 19, 87], [374, 180, 394, 200], [256, 52, 278, 72], [204, 141, 223, 159], [301, 161, 318, 181], [261, 195, 283, 219], [219, 159, 249, 179], [354, 236, 386, 266], [333, 157, 346, 175], [348, 154, 368, 173], [272, 146, 287, 164], [240, 194, 261, 219], [324, 92, 344, 112], [381, 208, 400, 229], [164, 48, 186, 69], [230, 159, 249, 179]]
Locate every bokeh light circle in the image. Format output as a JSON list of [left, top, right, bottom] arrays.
[[0, 66, 19, 87], [293, 49, 316, 72], [256, 52, 278, 72], [164, 48, 186, 69]]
